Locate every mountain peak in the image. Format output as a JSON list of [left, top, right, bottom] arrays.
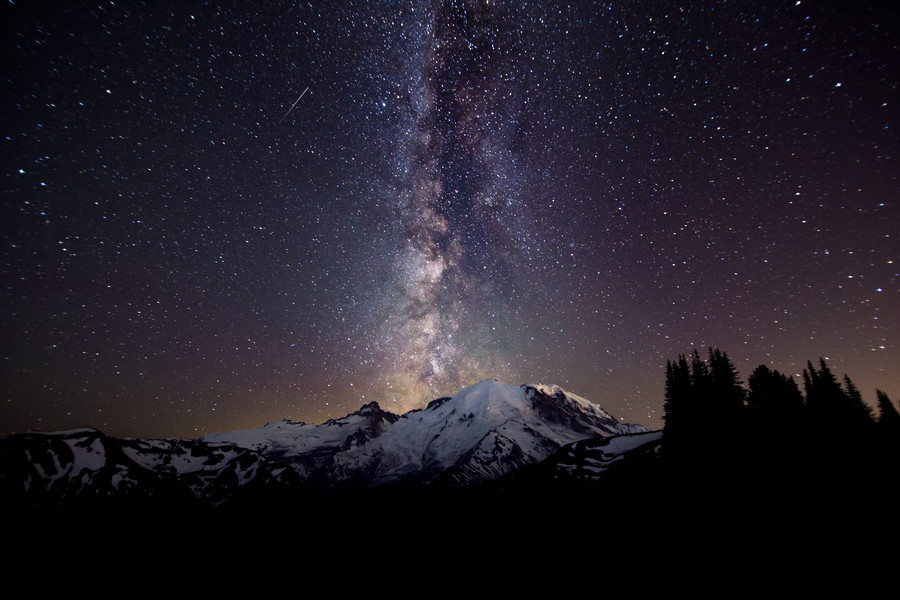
[[357, 400, 384, 413], [4, 379, 649, 508], [352, 400, 400, 424]]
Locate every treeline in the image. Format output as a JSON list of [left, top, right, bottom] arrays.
[[659, 347, 899, 499]]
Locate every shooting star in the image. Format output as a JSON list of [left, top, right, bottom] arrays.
[[279, 87, 309, 123]]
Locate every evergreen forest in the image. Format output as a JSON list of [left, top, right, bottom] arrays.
[[657, 348, 899, 510]]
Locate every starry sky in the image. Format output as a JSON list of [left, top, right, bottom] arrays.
[[3, 0, 898, 439]]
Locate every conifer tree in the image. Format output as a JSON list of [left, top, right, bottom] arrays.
[[701, 348, 748, 460], [803, 359, 848, 424], [708, 348, 745, 415], [689, 349, 710, 394], [842, 374, 875, 425], [689, 349, 712, 428], [747, 364, 804, 416], [803, 359, 875, 433], [876, 390, 900, 428], [663, 354, 692, 440]]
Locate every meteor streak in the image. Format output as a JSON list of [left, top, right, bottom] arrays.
[[279, 87, 309, 123]]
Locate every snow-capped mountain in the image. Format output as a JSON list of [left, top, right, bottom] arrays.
[[0, 427, 302, 508], [204, 380, 648, 490], [1, 380, 649, 508]]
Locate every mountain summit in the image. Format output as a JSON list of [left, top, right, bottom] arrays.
[[205, 380, 647, 490], [1, 380, 648, 508]]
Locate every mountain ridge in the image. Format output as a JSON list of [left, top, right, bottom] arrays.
[[1, 379, 650, 509]]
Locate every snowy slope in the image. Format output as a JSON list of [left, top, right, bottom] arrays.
[[0, 427, 301, 507], [552, 430, 664, 480], [204, 380, 648, 489], [2, 380, 651, 507]]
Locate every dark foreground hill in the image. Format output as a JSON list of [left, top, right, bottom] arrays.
[[4, 378, 896, 558]]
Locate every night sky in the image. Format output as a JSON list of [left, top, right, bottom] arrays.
[[3, 1, 898, 439]]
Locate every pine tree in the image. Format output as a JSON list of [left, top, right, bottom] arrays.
[[747, 364, 804, 417], [804, 361, 875, 428], [664, 348, 747, 435], [746, 363, 807, 480], [689, 349, 712, 429], [842, 374, 874, 425], [803, 358, 849, 425], [689, 349, 710, 393], [707, 348, 745, 417], [663, 354, 692, 440], [876, 390, 900, 428]]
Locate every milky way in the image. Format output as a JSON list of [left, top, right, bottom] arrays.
[[2, 1, 898, 437], [376, 3, 532, 408]]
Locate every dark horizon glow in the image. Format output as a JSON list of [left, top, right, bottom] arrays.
[[2, 1, 898, 439]]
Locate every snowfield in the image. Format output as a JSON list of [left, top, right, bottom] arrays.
[[204, 380, 648, 488]]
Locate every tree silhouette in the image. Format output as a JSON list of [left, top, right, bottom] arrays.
[[662, 347, 747, 471], [875, 390, 900, 424], [663, 354, 692, 444], [689, 349, 711, 409], [747, 365, 804, 413], [659, 348, 896, 507], [842, 374, 875, 425], [876, 389, 900, 427], [873, 390, 900, 473], [802, 358, 876, 431], [706, 348, 745, 428]]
